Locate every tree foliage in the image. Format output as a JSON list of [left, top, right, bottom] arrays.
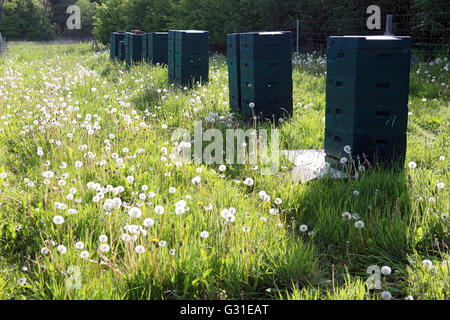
[[0, 0, 98, 40]]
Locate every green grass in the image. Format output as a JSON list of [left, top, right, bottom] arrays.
[[0, 42, 448, 300]]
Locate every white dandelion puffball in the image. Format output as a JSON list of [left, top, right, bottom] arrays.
[[218, 164, 226, 172], [128, 207, 142, 218], [155, 205, 165, 215], [225, 214, 236, 223], [220, 209, 229, 218], [135, 245, 145, 254], [121, 234, 131, 242], [408, 161, 417, 169], [57, 245, 67, 254], [299, 225, 308, 233], [99, 244, 110, 253], [354, 220, 365, 229], [422, 259, 433, 270], [17, 277, 27, 286], [274, 198, 282, 205], [42, 171, 54, 179], [52, 215, 64, 225], [158, 240, 167, 248], [343, 145, 351, 154], [436, 182, 444, 189], [342, 212, 352, 221], [340, 157, 348, 164], [80, 250, 89, 259], [143, 218, 155, 227], [353, 190, 359, 197], [243, 177, 254, 186], [200, 231, 210, 239], [258, 190, 267, 200], [381, 266, 392, 275], [99, 235, 108, 243], [192, 176, 201, 185], [381, 291, 392, 300], [169, 187, 176, 193], [126, 175, 134, 184], [74, 241, 84, 250], [175, 206, 185, 215]]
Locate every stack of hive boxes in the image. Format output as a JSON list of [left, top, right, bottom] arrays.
[[118, 40, 126, 62], [125, 30, 144, 66], [168, 30, 209, 87], [325, 35, 411, 167], [147, 32, 168, 65], [227, 33, 241, 114], [227, 32, 293, 120], [110, 32, 125, 60], [142, 33, 151, 63]]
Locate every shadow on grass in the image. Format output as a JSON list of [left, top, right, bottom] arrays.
[[280, 165, 415, 291]]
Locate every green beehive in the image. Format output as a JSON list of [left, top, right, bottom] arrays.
[[168, 30, 179, 83], [169, 30, 209, 87], [326, 47, 410, 77], [240, 58, 292, 79], [148, 32, 168, 65], [142, 33, 150, 63], [324, 35, 411, 168], [240, 32, 291, 60], [125, 32, 143, 67], [110, 32, 125, 60], [326, 74, 410, 107], [175, 61, 209, 87], [118, 40, 125, 62], [325, 104, 408, 135], [241, 95, 293, 119], [240, 78, 292, 99], [324, 128, 406, 165], [237, 31, 293, 120], [227, 33, 241, 113]]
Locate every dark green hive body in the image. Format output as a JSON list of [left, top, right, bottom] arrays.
[[324, 128, 406, 165], [169, 30, 209, 87], [325, 73, 410, 107], [142, 33, 150, 63], [234, 31, 293, 120], [227, 33, 241, 114], [325, 104, 408, 135], [148, 32, 168, 65], [324, 35, 411, 168], [168, 30, 180, 83], [125, 32, 143, 67], [110, 32, 125, 60], [118, 40, 125, 62]]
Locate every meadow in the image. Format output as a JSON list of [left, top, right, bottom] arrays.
[[0, 42, 448, 300]]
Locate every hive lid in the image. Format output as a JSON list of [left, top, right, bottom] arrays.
[[328, 35, 411, 49]]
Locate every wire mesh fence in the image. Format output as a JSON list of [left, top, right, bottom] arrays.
[[234, 12, 449, 60]]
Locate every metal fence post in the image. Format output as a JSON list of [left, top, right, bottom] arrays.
[[296, 19, 299, 53], [384, 14, 393, 36]]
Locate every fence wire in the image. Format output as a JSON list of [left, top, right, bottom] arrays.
[[235, 12, 450, 59]]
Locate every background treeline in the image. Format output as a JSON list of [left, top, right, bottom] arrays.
[[0, 0, 448, 52], [0, 0, 99, 40], [93, 0, 448, 52]]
